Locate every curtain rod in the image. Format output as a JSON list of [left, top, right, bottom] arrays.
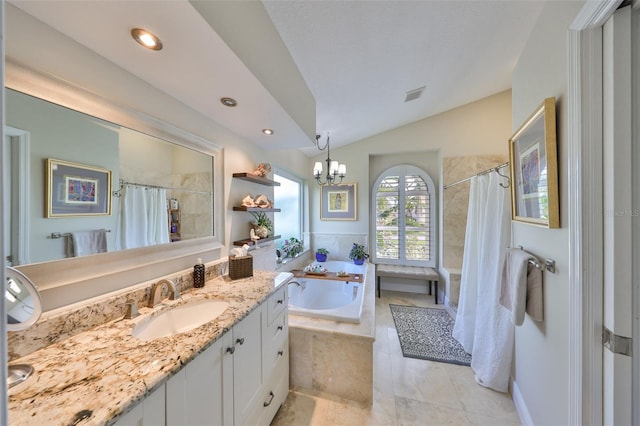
[[112, 180, 211, 197], [443, 162, 510, 189]]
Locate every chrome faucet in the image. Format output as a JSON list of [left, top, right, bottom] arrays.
[[149, 278, 180, 308]]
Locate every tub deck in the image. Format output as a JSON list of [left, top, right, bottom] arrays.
[[291, 269, 363, 283]]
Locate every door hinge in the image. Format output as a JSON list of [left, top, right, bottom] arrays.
[[602, 326, 633, 357]]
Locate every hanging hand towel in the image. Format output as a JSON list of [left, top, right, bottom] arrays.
[[71, 230, 108, 257], [499, 248, 543, 325]]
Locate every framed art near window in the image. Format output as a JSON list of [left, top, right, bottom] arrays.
[[509, 97, 559, 228], [46, 158, 112, 217], [320, 183, 357, 220]]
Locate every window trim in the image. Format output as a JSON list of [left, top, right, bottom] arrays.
[[371, 164, 437, 267], [273, 169, 304, 243]]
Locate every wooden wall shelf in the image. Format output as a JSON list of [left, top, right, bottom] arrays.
[[232, 173, 280, 186], [233, 235, 281, 247], [233, 206, 281, 212]]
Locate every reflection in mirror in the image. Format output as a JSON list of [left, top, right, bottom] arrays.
[[6, 266, 41, 388], [5, 89, 214, 265], [6, 266, 42, 331]]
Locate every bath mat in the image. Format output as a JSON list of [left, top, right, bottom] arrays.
[[389, 304, 471, 366]]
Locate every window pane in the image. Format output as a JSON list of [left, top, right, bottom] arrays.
[[374, 167, 434, 265], [273, 174, 301, 241], [376, 229, 398, 259]]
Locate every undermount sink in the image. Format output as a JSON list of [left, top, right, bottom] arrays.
[[131, 299, 230, 340]]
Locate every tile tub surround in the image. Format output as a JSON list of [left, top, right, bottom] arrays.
[[7, 260, 228, 360], [288, 263, 376, 405], [7, 270, 291, 426]]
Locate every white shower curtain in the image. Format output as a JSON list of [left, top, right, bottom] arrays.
[[452, 174, 489, 353], [116, 186, 170, 250], [453, 171, 513, 392]]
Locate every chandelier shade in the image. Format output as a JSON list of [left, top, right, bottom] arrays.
[[313, 134, 346, 185]]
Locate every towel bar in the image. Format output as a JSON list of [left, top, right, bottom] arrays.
[[49, 229, 111, 239]]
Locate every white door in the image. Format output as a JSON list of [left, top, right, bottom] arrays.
[[602, 5, 634, 425]]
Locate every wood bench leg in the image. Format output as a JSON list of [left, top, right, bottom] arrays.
[[377, 276, 380, 298], [432, 281, 438, 304]]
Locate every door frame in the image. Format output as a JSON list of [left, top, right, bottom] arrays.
[[567, 1, 623, 425], [4, 127, 30, 266]]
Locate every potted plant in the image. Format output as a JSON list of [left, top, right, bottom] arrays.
[[349, 243, 369, 265], [282, 237, 303, 258], [315, 248, 329, 262], [250, 211, 272, 238]]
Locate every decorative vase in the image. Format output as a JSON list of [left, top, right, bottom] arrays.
[[353, 258, 365, 265], [252, 224, 269, 239], [315, 253, 327, 262]]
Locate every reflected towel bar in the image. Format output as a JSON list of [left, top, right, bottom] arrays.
[[49, 229, 111, 239]]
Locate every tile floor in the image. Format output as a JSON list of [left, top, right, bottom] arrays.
[[271, 290, 521, 426]]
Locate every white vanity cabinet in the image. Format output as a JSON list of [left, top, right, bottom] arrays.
[[246, 283, 290, 425], [117, 285, 289, 426]]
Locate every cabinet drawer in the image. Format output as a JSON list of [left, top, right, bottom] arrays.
[[266, 308, 288, 346], [247, 360, 289, 426], [265, 333, 289, 373], [267, 285, 287, 324]]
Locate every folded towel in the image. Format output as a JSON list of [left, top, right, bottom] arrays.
[[499, 248, 543, 325], [70, 230, 108, 257]]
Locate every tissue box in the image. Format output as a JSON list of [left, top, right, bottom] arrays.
[[229, 254, 253, 280]]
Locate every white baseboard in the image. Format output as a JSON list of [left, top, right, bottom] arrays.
[[511, 379, 533, 426]]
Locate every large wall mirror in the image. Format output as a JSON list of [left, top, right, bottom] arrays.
[[5, 89, 215, 265], [4, 62, 224, 311]]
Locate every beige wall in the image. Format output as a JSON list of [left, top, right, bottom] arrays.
[[309, 90, 513, 259], [510, 2, 585, 424]]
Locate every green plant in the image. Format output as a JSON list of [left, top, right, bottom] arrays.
[[349, 243, 369, 260], [282, 237, 303, 258], [316, 248, 329, 255], [250, 211, 273, 235]]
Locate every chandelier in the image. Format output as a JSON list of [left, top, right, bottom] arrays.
[[312, 133, 346, 186]]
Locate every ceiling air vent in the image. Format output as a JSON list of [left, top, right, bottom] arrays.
[[404, 86, 425, 103]]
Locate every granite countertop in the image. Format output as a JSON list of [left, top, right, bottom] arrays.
[[7, 270, 291, 426]]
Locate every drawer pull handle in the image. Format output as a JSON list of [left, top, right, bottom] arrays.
[[263, 391, 275, 407], [277, 299, 284, 305], [277, 325, 283, 331], [278, 350, 284, 356], [236, 337, 245, 346], [226, 347, 235, 354]]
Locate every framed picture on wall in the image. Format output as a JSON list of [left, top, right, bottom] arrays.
[[509, 97, 559, 228], [320, 183, 357, 220], [46, 158, 112, 217]]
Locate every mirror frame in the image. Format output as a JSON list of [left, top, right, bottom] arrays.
[[6, 267, 42, 331], [5, 60, 225, 311]]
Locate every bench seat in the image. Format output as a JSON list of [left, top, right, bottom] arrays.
[[376, 264, 439, 304]]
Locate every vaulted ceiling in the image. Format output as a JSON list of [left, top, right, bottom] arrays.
[[8, 0, 545, 154]]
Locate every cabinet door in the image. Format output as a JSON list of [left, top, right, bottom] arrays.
[[166, 332, 233, 425], [114, 384, 165, 426], [233, 306, 264, 424]]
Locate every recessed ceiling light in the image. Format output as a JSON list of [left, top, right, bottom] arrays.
[[220, 97, 238, 107], [262, 129, 274, 135], [131, 28, 163, 51]]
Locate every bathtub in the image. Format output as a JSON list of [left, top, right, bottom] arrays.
[[288, 260, 367, 323]]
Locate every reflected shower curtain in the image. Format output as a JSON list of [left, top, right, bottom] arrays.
[[453, 172, 513, 392], [116, 186, 170, 250]]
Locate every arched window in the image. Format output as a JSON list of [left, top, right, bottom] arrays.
[[372, 165, 436, 267]]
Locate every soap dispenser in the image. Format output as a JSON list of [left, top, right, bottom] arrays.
[[194, 258, 205, 288]]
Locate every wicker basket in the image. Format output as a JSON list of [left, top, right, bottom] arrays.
[[229, 254, 253, 280]]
